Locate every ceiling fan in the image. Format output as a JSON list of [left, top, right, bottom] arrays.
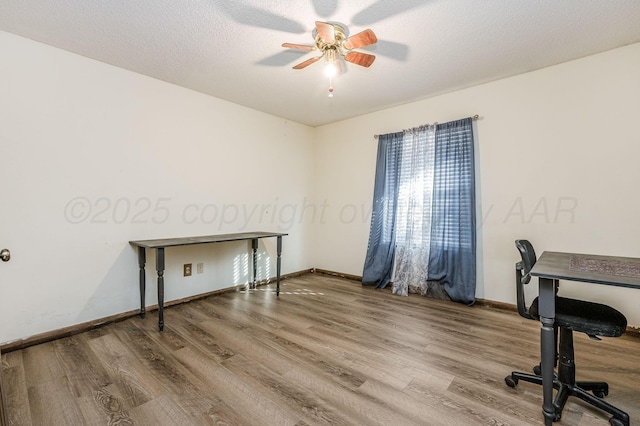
[[282, 21, 377, 95]]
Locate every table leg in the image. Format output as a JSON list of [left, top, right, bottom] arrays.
[[137, 246, 146, 318], [276, 236, 282, 297], [252, 238, 258, 289], [538, 277, 557, 425], [156, 247, 165, 332]]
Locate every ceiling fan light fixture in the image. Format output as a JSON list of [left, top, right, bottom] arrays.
[[324, 62, 338, 78], [283, 21, 378, 97], [324, 49, 338, 78]]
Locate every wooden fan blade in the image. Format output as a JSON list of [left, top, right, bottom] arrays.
[[315, 21, 335, 43], [343, 29, 377, 50], [293, 56, 322, 69], [345, 51, 376, 67], [282, 43, 315, 51]]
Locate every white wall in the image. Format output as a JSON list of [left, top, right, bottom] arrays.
[[314, 42, 640, 326], [0, 31, 315, 343], [2, 30, 639, 343]]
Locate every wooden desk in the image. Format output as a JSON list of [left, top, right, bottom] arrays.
[[130, 232, 287, 331], [530, 251, 640, 426]]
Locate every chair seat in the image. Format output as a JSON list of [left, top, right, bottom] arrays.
[[530, 296, 627, 338]]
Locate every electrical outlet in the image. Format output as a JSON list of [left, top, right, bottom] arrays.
[[197, 263, 204, 274], [184, 263, 192, 277]]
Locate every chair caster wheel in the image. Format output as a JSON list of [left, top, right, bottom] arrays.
[[505, 376, 518, 388], [610, 417, 626, 426], [593, 390, 607, 398], [533, 364, 541, 376]]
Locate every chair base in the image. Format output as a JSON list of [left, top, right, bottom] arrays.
[[505, 370, 629, 426]]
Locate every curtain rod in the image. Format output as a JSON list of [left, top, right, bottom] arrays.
[[374, 114, 479, 139]]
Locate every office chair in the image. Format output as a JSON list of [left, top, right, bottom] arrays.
[[505, 240, 629, 426]]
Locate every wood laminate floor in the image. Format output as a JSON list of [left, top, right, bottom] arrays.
[[2, 273, 639, 425]]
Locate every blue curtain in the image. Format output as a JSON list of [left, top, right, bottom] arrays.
[[428, 118, 476, 304], [362, 118, 476, 304], [362, 132, 403, 288]]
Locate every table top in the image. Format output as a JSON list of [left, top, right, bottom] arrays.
[[530, 251, 640, 289], [129, 231, 288, 249]]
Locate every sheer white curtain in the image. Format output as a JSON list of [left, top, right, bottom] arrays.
[[392, 125, 436, 296]]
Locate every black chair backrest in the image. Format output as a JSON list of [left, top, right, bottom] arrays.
[[515, 239, 536, 284], [515, 239, 537, 320]]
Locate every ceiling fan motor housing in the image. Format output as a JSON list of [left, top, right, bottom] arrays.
[[315, 23, 348, 56], [284, 21, 377, 70]]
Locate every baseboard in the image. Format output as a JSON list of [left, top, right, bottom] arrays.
[[0, 269, 311, 354], [313, 268, 362, 281], [474, 297, 517, 312], [2, 268, 638, 353]]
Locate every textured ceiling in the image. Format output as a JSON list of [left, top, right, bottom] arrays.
[[2, 0, 640, 127]]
